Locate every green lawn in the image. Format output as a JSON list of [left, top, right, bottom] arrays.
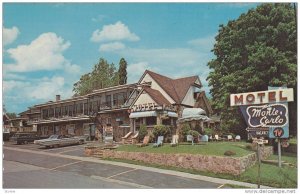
[[107, 142, 297, 188], [116, 142, 254, 157]]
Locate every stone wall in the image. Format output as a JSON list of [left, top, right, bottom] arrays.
[[101, 146, 273, 175]]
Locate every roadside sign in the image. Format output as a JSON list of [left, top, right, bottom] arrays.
[[246, 127, 269, 138], [230, 88, 294, 106], [253, 138, 268, 145]]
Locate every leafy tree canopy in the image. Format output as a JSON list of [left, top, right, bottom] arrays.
[[73, 58, 125, 96], [207, 3, 297, 136]]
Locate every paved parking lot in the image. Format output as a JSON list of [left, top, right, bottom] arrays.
[[3, 141, 260, 189]]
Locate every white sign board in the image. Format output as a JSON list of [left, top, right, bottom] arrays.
[[230, 88, 294, 106]]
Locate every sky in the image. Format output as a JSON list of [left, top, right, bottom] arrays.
[[2, 2, 260, 114]]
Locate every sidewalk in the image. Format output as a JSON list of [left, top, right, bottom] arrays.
[[4, 146, 273, 189]]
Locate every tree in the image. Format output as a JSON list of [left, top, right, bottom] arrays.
[[73, 58, 119, 96], [207, 3, 297, 136], [118, 58, 127, 85]]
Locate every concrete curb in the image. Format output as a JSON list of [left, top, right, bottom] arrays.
[[4, 146, 273, 189]]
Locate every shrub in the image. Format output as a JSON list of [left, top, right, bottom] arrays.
[[179, 123, 191, 142], [138, 124, 148, 142], [152, 125, 170, 138], [204, 127, 213, 135], [224, 150, 236, 156], [188, 130, 200, 138]]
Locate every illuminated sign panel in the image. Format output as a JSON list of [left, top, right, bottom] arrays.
[[230, 88, 294, 106]]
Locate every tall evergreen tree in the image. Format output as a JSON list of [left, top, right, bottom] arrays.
[[118, 58, 128, 85], [207, 3, 297, 136]]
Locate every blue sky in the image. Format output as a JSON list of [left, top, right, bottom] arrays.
[[3, 3, 259, 114]]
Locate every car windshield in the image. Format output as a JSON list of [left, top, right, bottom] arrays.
[[49, 135, 59, 139]]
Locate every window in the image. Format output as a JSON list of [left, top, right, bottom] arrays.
[[49, 108, 54, 117], [76, 103, 83, 114], [55, 107, 61, 117], [66, 124, 75, 135], [64, 106, 68, 115], [68, 105, 73, 116], [162, 118, 171, 125], [42, 109, 48, 119], [106, 117, 112, 126], [84, 103, 88, 115], [93, 101, 98, 112], [146, 117, 157, 125], [113, 92, 126, 106], [106, 95, 111, 107], [41, 126, 48, 136], [89, 102, 93, 113]]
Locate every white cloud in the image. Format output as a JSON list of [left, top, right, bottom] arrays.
[[91, 15, 107, 22], [120, 47, 205, 67], [127, 62, 152, 83], [90, 21, 140, 42], [4, 32, 81, 73], [188, 35, 215, 50], [27, 76, 65, 100], [3, 80, 30, 92], [3, 26, 20, 46], [99, 42, 125, 52], [3, 75, 72, 101]]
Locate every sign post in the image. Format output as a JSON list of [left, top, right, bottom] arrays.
[[278, 138, 282, 168], [257, 143, 261, 188]]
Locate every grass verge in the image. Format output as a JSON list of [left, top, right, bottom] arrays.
[[116, 142, 253, 157], [103, 153, 297, 188]]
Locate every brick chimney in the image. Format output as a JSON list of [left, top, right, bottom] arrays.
[[56, 95, 61, 102]]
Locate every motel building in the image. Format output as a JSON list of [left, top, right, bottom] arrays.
[[20, 70, 214, 142]]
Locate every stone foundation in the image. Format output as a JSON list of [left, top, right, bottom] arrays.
[[100, 146, 273, 175]]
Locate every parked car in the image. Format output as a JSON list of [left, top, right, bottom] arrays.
[[34, 134, 85, 148], [10, 132, 42, 144]]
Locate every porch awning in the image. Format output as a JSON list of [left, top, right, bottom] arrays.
[[129, 111, 157, 118], [167, 112, 178, 118]]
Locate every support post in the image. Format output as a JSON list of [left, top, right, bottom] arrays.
[[278, 138, 282, 168], [257, 143, 261, 188]]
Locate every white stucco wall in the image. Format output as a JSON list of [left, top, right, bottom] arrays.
[[182, 86, 196, 106], [140, 73, 175, 104], [134, 92, 157, 105]]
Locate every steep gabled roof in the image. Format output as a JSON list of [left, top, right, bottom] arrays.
[[143, 87, 171, 106], [173, 76, 199, 103], [141, 70, 201, 104]]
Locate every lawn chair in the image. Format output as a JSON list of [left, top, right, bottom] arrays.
[[136, 136, 150, 147], [200, 135, 209, 144], [170, 135, 179, 147], [186, 135, 194, 145], [153, 136, 164, 147], [227, 135, 233, 141], [235, 135, 241, 141], [215, 134, 221, 142]]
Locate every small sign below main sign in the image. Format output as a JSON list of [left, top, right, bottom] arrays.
[[246, 127, 269, 138]]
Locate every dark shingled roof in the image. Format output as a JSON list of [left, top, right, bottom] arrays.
[[143, 87, 171, 106], [143, 70, 200, 104]]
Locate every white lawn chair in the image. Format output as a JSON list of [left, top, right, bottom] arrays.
[[215, 134, 221, 142], [153, 136, 164, 147], [227, 135, 233, 141], [187, 135, 194, 145], [235, 135, 241, 141], [170, 135, 179, 147]]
